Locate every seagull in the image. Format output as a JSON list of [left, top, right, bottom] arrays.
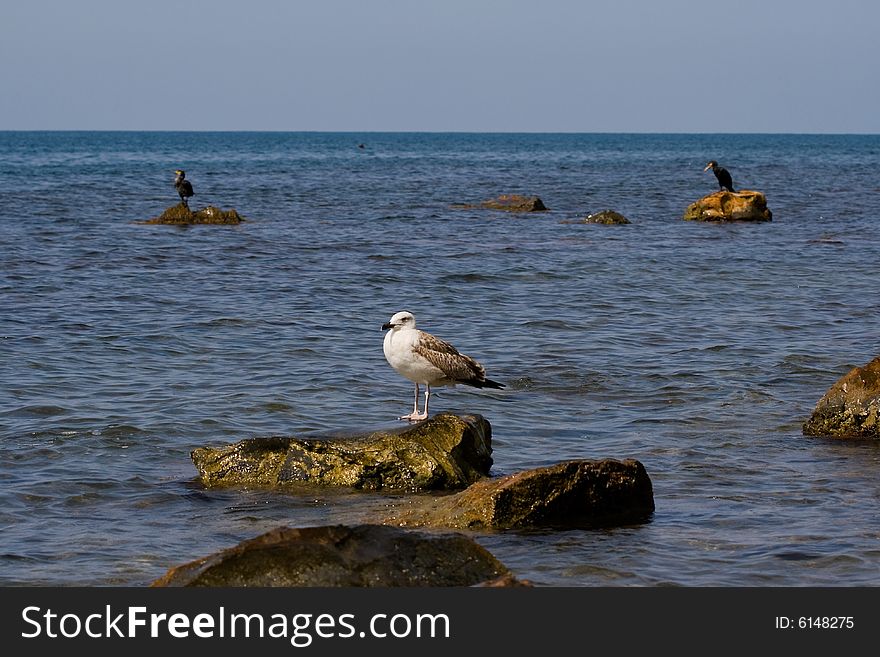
[[174, 169, 195, 207], [382, 310, 504, 421]]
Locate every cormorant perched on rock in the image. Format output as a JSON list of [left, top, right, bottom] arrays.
[[704, 161, 735, 192], [174, 169, 194, 207]]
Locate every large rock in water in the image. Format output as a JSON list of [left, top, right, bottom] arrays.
[[383, 459, 654, 529], [191, 413, 492, 491], [803, 356, 880, 439], [683, 190, 772, 222], [458, 194, 548, 212], [142, 203, 245, 225], [151, 524, 514, 587]]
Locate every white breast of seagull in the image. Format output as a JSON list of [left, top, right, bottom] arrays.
[[383, 325, 455, 387]]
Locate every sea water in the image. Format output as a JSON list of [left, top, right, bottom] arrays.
[[1, 131, 879, 585]]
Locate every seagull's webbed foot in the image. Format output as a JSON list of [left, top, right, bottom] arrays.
[[398, 412, 428, 422]]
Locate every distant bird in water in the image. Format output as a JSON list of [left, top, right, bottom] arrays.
[[382, 311, 504, 421], [704, 161, 735, 192], [358, 143, 366, 150], [174, 169, 194, 207]]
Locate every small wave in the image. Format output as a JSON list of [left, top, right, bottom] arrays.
[[0, 553, 41, 563], [98, 424, 144, 439], [774, 551, 819, 562], [438, 273, 497, 283], [3, 405, 68, 418], [521, 319, 574, 330], [262, 402, 293, 412]]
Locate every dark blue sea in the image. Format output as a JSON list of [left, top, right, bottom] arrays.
[[1, 131, 879, 586]]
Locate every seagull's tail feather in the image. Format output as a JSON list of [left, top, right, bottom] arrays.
[[475, 378, 505, 390]]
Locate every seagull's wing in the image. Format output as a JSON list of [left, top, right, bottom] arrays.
[[414, 331, 486, 383]]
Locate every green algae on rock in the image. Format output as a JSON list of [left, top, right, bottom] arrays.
[[683, 190, 772, 222], [151, 523, 515, 587], [191, 413, 493, 492], [384, 458, 655, 530], [142, 203, 245, 225], [803, 355, 880, 439], [580, 209, 631, 225]]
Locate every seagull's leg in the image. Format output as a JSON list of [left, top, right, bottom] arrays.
[[399, 383, 429, 422], [422, 384, 431, 418], [399, 383, 424, 421]]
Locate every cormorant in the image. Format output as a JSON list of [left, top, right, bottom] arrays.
[[704, 161, 735, 192], [174, 169, 194, 207]]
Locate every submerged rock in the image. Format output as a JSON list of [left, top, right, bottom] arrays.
[[683, 190, 772, 222], [580, 210, 631, 225], [384, 458, 654, 530], [803, 355, 880, 439], [191, 413, 493, 492], [457, 194, 548, 212], [151, 524, 514, 587], [142, 203, 245, 225]]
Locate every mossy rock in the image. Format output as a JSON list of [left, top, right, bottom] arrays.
[[455, 194, 548, 212], [191, 413, 493, 492], [581, 210, 631, 225], [151, 524, 516, 587], [142, 203, 245, 225], [383, 458, 655, 530], [803, 355, 880, 439]]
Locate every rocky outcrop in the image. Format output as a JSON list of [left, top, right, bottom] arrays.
[[803, 356, 880, 439], [683, 190, 772, 222], [191, 413, 493, 492], [142, 203, 245, 225], [456, 194, 548, 212], [580, 210, 631, 225], [383, 459, 654, 530], [151, 524, 514, 587]]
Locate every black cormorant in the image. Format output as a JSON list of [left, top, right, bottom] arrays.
[[174, 169, 194, 207], [704, 161, 735, 192]]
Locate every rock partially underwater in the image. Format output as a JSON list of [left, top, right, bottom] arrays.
[[142, 203, 245, 225], [803, 355, 880, 439], [384, 458, 654, 530], [191, 413, 493, 492], [456, 194, 549, 212], [683, 190, 772, 222], [579, 210, 631, 225], [151, 524, 516, 587]]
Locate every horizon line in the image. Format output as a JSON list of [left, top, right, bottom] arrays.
[[1, 129, 879, 136]]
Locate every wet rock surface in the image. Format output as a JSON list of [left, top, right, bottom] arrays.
[[803, 355, 880, 439], [580, 210, 631, 224], [457, 194, 548, 212], [384, 458, 654, 529], [142, 203, 245, 225], [683, 190, 772, 222], [151, 524, 514, 587], [192, 413, 493, 491]]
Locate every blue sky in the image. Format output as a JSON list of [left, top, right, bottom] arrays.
[[1, 0, 877, 132]]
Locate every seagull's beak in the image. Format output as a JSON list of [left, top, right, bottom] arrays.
[[382, 322, 394, 330]]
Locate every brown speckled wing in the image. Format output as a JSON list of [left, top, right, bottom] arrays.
[[417, 331, 462, 356], [414, 332, 486, 383]]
